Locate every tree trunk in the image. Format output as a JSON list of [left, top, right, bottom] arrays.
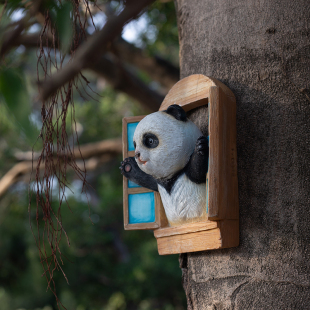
[[175, 0, 310, 308]]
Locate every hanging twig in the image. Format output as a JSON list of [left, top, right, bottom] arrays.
[[38, 0, 155, 101]]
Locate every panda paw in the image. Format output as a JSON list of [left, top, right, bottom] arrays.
[[195, 136, 209, 156], [119, 157, 137, 178]]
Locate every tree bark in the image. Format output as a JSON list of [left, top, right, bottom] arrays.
[[175, 0, 310, 309]]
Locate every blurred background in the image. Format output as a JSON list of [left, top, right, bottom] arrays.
[[0, 1, 185, 309]]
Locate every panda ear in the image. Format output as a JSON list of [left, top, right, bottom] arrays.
[[164, 104, 187, 122]]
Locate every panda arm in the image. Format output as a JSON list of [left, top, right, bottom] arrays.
[[120, 157, 158, 192], [185, 136, 209, 184]]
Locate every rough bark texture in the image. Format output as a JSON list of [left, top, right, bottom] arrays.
[[175, 0, 310, 309]]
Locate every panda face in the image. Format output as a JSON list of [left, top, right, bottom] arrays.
[[133, 110, 202, 180]]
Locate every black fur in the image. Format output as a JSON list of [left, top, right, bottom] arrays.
[[120, 136, 209, 194], [164, 104, 187, 122], [185, 136, 209, 184], [156, 169, 185, 195], [120, 157, 158, 192], [156, 136, 209, 192]]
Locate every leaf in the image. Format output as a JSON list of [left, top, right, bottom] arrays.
[[55, 1, 74, 54], [0, 67, 38, 142]]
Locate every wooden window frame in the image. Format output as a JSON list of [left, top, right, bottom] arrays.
[[122, 116, 168, 230], [122, 75, 239, 254]]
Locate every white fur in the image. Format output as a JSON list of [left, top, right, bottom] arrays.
[[158, 174, 206, 225], [133, 111, 201, 179], [133, 110, 207, 225]]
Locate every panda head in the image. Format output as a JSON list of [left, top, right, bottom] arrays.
[[133, 105, 202, 180]]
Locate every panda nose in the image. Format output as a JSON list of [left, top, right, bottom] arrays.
[[135, 151, 140, 159]]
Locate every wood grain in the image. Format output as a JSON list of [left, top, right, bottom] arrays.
[[124, 222, 160, 230], [208, 85, 238, 220], [155, 192, 169, 228], [159, 75, 235, 111], [127, 187, 153, 194], [155, 220, 239, 255], [208, 86, 221, 219], [220, 220, 239, 248], [156, 228, 222, 255], [154, 220, 219, 238], [123, 174, 129, 228], [159, 75, 212, 111]]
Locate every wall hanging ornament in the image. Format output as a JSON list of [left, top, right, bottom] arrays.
[[120, 74, 239, 255]]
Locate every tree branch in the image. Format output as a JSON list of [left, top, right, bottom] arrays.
[[15, 33, 163, 112], [15, 32, 179, 92], [0, 0, 42, 58], [38, 0, 155, 101], [14, 138, 122, 161], [113, 38, 179, 89], [0, 138, 122, 198], [88, 55, 163, 112], [0, 162, 34, 198], [14, 32, 53, 48]]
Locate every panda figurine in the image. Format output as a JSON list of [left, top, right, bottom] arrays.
[[120, 104, 209, 226]]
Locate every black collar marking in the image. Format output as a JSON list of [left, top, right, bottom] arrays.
[[156, 154, 207, 195], [156, 168, 185, 195]]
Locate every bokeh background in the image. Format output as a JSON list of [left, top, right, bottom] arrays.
[[0, 1, 186, 309]]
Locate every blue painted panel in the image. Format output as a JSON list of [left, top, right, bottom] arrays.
[[127, 122, 139, 151], [128, 192, 155, 224], [128, 179, 141, 188]]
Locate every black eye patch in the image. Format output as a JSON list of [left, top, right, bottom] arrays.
[[133, 141, 136, 149], [143, 133, 159, 149]]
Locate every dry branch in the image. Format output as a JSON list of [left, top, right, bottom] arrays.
[[0, 138, 122, 198], [39, 0, 155, 101], [0, 162, 34, 198]]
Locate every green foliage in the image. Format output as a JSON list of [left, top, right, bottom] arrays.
[[143, 2, 179, 65], [0, 77, 185, 309], [0, 162, 185, 309], [54, 1, 74, 54], [73, 85, 146, 144], [0, 67, 39, 144], [0, 2, 184, 310]]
